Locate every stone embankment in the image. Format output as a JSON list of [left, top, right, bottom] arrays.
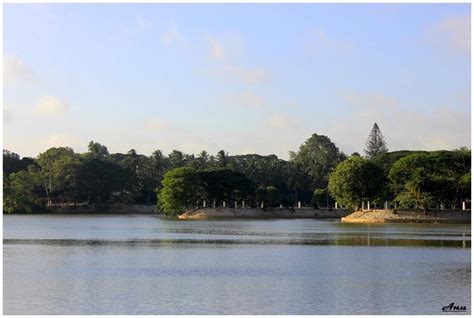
[[178, 207, 351, 219], [341, 209, 470, 224], [48, 204, 156, 214]]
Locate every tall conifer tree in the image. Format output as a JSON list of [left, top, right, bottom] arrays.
[[364, 123, 388, 159]]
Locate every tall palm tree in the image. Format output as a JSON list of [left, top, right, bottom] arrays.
[[216, 150, 229, 168]]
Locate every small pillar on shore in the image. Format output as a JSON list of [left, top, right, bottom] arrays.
[[242, 201, 245, 208], [463, 201, 466, 211], [362, 201, 365, 210], [213, 200, 216, 208], [260, 202, 264, 208], [280, 204, 283, 208], [440, 203, 444, 210], [223, 201, 226, 208], [384, 201, 388, 210], [298, 201, 301, 209], [367, 201, 370, 210], [235, 201, 238, 209], [335, 202, 338, 209], [203, 201, 206, 208]]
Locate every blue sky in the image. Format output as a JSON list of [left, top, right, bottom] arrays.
[[4, 3, 471, 159]]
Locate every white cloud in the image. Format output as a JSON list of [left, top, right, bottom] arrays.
[[340, 90, 398, 111], [136, 16, 152, 31], [306, 28, 355, 53], [161, 21, 184, 46], [224, 64, 271, 85], [426, 15, 470, 53], [4, 55, 35, 85], [207, 37, 226, 60], [239, 92, 265, 109], [265, 114, 299, 129], [37, 96, 67, 114], [109, 16, 153, 41], [146, 118, 168, 130], [205, 36, 272, 85], [3, 105, 11, 123], [218, 91, 265, 109]]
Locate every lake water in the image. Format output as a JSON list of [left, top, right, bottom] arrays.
[[3, 214, 471, 314]]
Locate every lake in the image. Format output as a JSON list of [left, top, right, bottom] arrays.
[[3, 214, 471, 314]]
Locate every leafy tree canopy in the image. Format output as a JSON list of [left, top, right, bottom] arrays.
[[158, 167, 203, 215], [328, 156, 386, 210], [290, 133, 346, 189], [389, 150, 471, 209]]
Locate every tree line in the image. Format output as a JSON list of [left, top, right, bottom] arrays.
[[328, 150, 471, 211], [3, 124, 471, 214]]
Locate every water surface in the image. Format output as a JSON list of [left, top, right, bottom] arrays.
[[3, 215, 471, 314]]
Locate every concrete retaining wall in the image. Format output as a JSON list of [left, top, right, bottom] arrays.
[[178, 207, 351, 219]]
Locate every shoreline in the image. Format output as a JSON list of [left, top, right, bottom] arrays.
[[5, 206, 471, 225], [29, 204, 156, 215], [341, 209, 471, 224]]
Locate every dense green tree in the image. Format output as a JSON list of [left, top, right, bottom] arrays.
[[36, 147, 81, 206], [158, 167, 203, 215], [460, 173, 471, 201], [328, 156, 386, 210], [117, 149, 163, 204], [431, 149, 471, 206], [158, 167, 256, 214], [196, 150, 210, 169], [372, 150, 423, 175], [228, 154, 303, 205], [4, 165, 44, 213], [264, 186, 281, 208], [148, 150, 170, 202], [198, 168, 256, 204], [255, 186, 281, 208], [370, 150, 425, 201], [87, 141, 109, 158], [389, 153, 437, 209], [76, 155, 132, 204], [290, 133, 346, 189], [167, 150, 186, 169], [3, 150, 35, 182], [285, 161, 312, 206], [152, 150, 170, 172], [312, 188, 333, 208], [389, 150, 471, 209], [364, 123, 388, 159], [255, 186, 266, 206]]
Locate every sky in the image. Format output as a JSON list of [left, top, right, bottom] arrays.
[[3, 3, 471, 159]]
